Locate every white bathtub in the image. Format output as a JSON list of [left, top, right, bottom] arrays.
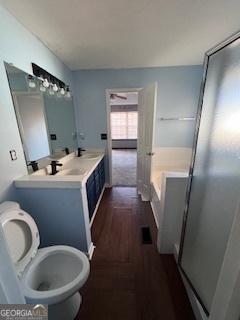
[[151, 167, 188, 199], [149, 147, 192, 253], [151, 167, 189, 254]]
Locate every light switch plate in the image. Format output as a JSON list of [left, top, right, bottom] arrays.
[[9, 150, 17, 161]]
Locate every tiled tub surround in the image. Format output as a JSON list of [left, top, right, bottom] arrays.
[[15, 150, 106, 258]]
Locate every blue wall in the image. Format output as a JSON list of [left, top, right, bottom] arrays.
[[0, 6, 76, 302], [73, 66, 203, 149], [0, 5, 73, 203]]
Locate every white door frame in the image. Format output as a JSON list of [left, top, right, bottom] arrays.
[[106, 88, 142, 187]]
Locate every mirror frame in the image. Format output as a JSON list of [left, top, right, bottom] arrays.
[[4, 62, 77, 171]]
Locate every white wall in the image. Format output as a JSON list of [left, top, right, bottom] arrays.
[[152, 147, 192, 174]]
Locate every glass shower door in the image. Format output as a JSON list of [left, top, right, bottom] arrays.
[[180, 36, 240, 314]]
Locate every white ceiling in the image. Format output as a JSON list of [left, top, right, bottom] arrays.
[[1, 0, 240, 70]]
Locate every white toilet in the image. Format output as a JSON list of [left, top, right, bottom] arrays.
[[0, 201, 90, 320]]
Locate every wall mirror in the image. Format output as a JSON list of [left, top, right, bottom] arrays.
[[5, 62, 77, 171], [179, 33, 240, 315]]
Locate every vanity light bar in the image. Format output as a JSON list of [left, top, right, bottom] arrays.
[[31, 63, 72, 98], [32, 63, 65, 88]]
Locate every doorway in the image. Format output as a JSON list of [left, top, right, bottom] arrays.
[[106, 83, 157, 199], [108, 91, 139, 186]]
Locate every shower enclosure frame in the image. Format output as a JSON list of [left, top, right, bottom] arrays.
[[178, 30, 240, 316]]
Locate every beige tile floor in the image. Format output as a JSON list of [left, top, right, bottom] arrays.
[[112, 149, 137, 186]]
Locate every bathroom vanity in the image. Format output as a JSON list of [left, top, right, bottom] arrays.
[[15, 151, 106, 258], [4, 62, 106, 259]]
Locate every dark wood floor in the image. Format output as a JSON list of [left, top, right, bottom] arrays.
[[76, 187, 195, 320]]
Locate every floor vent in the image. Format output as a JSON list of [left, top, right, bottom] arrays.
[[141, 226, 152, 244]]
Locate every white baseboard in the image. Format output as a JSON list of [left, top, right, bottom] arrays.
[[90, 184, 106, 227]]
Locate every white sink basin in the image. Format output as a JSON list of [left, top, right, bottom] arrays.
[[81, 153, 99, 160], [56, 168, 87, 176], [32, 168, 48, 176]]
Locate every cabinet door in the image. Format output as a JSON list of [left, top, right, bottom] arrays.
[[87, 178, 96, 220], [95, 172, 101, 201], [99, 158, 105, 190], [100, 167, 105, 190], [86, 158, 105, 221], [86, 171, 94, 188]]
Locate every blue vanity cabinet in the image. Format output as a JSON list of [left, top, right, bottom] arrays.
[[99, 159, 105, 190], [86, 171, 95, 220], [86, 157, 105, 221], [94, 170, 101, 202], [86, 177, 96, 220]]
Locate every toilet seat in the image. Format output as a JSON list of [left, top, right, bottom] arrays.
[[21, 245, 90, 305], [0, 202, 39, 275], [0, 201, 90, 320]]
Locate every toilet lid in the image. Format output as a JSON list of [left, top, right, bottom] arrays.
[[0, 205, 40, 275]]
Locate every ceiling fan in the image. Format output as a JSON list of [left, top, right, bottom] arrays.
[[110, 93, 127, 100]]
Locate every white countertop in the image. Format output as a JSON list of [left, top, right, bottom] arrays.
[[15, 151, 105, 189]]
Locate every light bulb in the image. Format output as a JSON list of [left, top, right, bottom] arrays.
[[39, 82, 46, 92], [65, 91, 71, 99], [28, 75, 36, 88], [52, 83, 58, 92], [59, 88, 65, 96], [43, 78, 50, 88], [60, 87, 65, 95], [48, 85, 55, 96], [56, 91, 62, 98], [65, 87, 71, 99]]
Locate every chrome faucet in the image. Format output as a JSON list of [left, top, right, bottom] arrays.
[[77, 147, 85, 157], [50, 160, 63, 175]]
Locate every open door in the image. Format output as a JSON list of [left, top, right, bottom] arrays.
[[137, 83, 157, 201]]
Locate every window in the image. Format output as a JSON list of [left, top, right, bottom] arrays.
[[111, 111, 138, 139]]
